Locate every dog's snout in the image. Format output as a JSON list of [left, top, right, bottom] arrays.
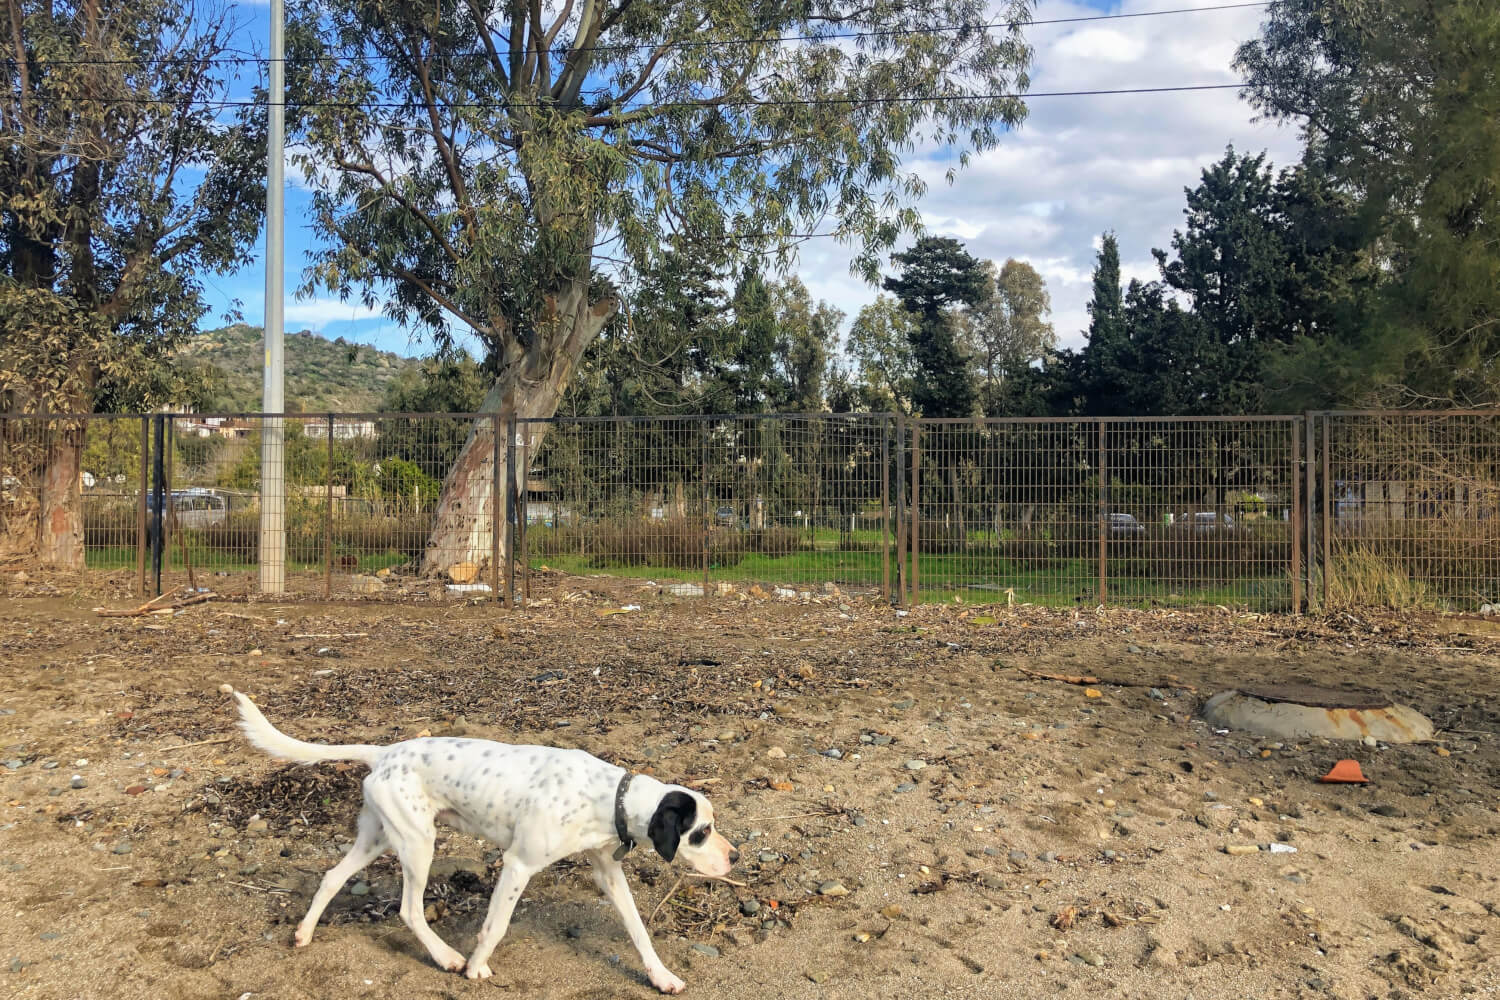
[[728, 848, 740, 865]]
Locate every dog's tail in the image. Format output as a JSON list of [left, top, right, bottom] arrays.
[[219, 684, 382, 766]]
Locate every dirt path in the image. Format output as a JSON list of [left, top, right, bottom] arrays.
[[1, 585, 1497, 1000]]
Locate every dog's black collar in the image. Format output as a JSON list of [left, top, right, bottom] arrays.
[[612, 771, 635, 860]]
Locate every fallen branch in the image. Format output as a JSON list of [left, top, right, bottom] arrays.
[[1017, 666, 1099, 685], [688, 873, 747, 888], [1015, 666, 1196, 693], [160, 736, 234, 753], [95, 591, 217, 617], [648, 875, 686, 926]]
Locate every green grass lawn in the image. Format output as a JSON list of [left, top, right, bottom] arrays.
[[87, 524, 1293, 610]]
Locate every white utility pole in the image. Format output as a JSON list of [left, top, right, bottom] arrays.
[[258, 0, 286, 594]]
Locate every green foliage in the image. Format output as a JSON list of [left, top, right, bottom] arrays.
[[0, 0, 266, 414], [1237, 0, 1500, 406], [961, 258, 1056, 415], [287, 0, 1035, 398], [846, 296, 919, 415], [376, 457, 441, 507], [883, 237, 988, 418]]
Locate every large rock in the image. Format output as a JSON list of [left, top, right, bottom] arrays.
[[1202, 685, 1433, 743]]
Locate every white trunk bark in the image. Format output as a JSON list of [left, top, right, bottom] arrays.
[[420, 287, 613, 577], [39, 422, 85, 571]]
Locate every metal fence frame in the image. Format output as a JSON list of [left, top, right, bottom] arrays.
[[5, 408, 1500, 612]]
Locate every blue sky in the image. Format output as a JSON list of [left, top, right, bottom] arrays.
[[205, 0, 1302, 359]]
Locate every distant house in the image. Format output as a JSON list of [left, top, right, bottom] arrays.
[[303, 419, 377, 441]]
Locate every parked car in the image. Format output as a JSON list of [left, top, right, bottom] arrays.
[[1103, 513, 1146, 537], [1177, 511, 1237, 536], [169, 488, 229, 529], [714, 505, 741, 529]]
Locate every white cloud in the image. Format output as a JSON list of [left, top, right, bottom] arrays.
[[284, 297, 387, 330], [795, 0, 1302, 351]]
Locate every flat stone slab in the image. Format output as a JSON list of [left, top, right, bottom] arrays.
[[1202, 689, 1434, 743]]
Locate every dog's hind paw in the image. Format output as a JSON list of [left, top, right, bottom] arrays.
[[464, 961, 493, 980]]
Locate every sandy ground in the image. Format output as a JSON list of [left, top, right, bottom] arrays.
[[1, 575, 1499, 1000]]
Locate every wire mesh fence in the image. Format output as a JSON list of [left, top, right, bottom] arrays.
[[3, 409, 1498, 612], [1318, 411, 1500, 610], [908, 417, 1299, 609]]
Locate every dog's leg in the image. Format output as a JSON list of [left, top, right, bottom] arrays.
[[464, 858, 535, 980], [587, 850, 684, 995], [390, 825, 466, 972], [294, 807, 387, 947]]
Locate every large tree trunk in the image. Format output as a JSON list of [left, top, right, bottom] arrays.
[[39, 419, 86, 571], [420, 287, 614, 577]]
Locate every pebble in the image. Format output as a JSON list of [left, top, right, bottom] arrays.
[[1076, 951, 1106, 968], [690, 943, 719, 958], [894, 782, 917, 793], [871, 735, 893, 746], [718, 731, 737, 743], [1149, 688, 1166, 701], [112, 841, 132, 855], [765, 747, 787, 760], [903, 759, 927, 771], [1008, 850, 1028, 864], [1362, 736, 1378, 748], [806, 970, 830, 984], [980, 874, 1005, 889], [758, 851, 779, 864], [817, 880, 849, 897], [1052, 722, 1070, 730], [70, 775, 87, 789], [983, 847, 1000, 857], [860, 734, 873, 744], [891, 698, 915, 710], [1101, 850, 1119, 861], [740, 899, 761, 916], [823, 749, 843, 760], [349, 881, 370, 896], [41, 761, 58, 770], [4, 760, 22, 771], [1040, 851, 1058, 863], [246, 819, 269, 836]]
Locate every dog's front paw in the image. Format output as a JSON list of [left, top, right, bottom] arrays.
[[465, 961, 493, 980], [649, 968, 686, 995], [292, 926, 314, 948]]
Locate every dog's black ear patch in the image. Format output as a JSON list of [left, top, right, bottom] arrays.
[[647, 791, 697, 862]]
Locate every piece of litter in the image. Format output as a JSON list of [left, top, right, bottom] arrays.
[[446, 583, 492, 593], [1267, 842, 1298, 854]]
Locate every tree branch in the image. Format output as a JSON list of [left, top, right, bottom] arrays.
[[332, 156, 466, 268]]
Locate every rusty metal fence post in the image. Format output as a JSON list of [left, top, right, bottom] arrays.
[[894, 417, 906, 607], [136, 416, 149, 596], [1304, 412, 1317, 611], [701, 420, 711, 599], [910, 421, 920, 605], [518, 425, 529, 606], [163, 416, 175, 580], [1290, 416, 1302, 614], [1321, 414, 1332, 608], [323, 413, 334, 599], [880, 414, 890, 602], [1097, 420, 1108, 606], [150, 414, 165, 596], [503, 414, 515, 606]]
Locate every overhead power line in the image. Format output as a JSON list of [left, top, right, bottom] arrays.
[[2, 3, 1271, 69], [9, 82, 1248, 112]]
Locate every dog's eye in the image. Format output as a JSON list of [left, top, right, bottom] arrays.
[[688, 825, 710, 846]]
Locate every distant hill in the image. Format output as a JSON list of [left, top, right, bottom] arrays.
[[180, 324, 419, 413]]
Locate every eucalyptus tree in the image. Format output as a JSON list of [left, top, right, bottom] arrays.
[[1, 0, 265, 567], [288, 0, 1036, 575]]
